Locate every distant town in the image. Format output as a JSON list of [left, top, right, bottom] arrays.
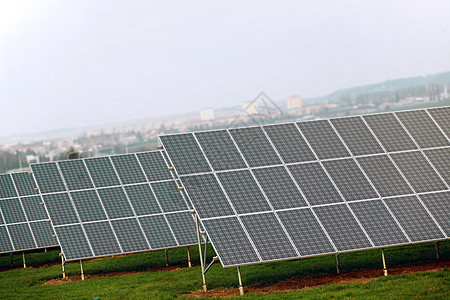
[[1, 71, 449, 174]]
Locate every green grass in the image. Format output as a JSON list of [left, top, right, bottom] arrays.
[[0, 240, 448, 299]]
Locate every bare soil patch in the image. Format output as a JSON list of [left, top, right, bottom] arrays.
[[185, 259, 450, 298]]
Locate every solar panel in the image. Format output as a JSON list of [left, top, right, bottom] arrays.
[[31, 151, 200, 261], [160, 106, 449, 268], [0, 172, 58, 254]]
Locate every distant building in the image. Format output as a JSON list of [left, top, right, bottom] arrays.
[[287, 96, 303, 116], [243, 101, 258, 115], [200, 107, 215, 121]]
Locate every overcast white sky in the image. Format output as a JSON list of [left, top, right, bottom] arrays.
[[0, 0, 449, 137]]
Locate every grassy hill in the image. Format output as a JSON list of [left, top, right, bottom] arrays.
[[0, 240, 448, 299]]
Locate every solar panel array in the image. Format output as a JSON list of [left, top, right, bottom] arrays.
[[31, 151, 200, 261], [160, 107, 450, 267], [0, 172, 58, 254]]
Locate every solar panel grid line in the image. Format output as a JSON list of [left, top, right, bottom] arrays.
[[427, 107, 450, 138], [133, 153, 180, 247], [389, 115, 449, 237], [52, 162, 96, 256], [425, 109, 450, 141], [190, 132, 264, 263], [81, 159, 127, 253], [360, 116, 448, 239], [0, 207, 15, 252], [293, 121, 376, 248], [361, 115, 448, 238], [392, 113, 449, 190], [327, 120, 413, 243], [9, 174, 39, 249]]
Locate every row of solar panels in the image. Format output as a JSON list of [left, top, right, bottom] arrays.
[[0, 106, 448, 269], [159, 107, 450, 267]]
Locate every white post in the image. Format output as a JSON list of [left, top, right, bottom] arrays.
[[22, 252, 26, 269], [381, 248, 387, 276], [60, 254, 66, 279], [194, 213, 207, 292], [165, 249, 169, 267], [80, 260, 85, 280], [336, 253, 341, 274], [237, 266, 244, 296], [187, 247, 192, 268]]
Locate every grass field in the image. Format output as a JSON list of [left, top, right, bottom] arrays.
[[0, 240, 448, 299]]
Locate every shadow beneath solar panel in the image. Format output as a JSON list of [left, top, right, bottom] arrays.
[[185, 241, 450, 298], [0, 247, 60, 271]]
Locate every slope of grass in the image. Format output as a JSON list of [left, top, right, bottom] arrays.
[[0, 240, 448, 299]]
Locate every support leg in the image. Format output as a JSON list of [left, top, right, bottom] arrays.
[[22, 252, 26, 269], [80, 260, 85, 280], [44, 248, 47, 253], [237, 266, 244, 296], [187, 247, 192, 268], [10, 253, 13, 267], [435, 241, 440, 260], [165, 249, 169, 267], [336, 253, 341, 274], [194, 213, 207, 292], [60, 254, 66, 279], [381, 248, 387, 276]]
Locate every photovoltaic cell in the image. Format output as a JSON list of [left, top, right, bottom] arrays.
[[363, 113, 417, 152], [21, 196, 47, 221], [139, 215, 177, 249], [357, 155, 413, 197], [218, 170, 271, 214], [229, 127, 282, 167], [83, 221, 121, 256], [253, 166, 307, 209], [0, 227, 13, 253], [241, 213, 298, 261], [97, 187, 134, 219], [331, 116, 384, 156], [124, 184, 161, 215], [419, 192, 450, 236], [84, 157, 121, 187], [385, 196, 444, 241], [313, 204, 372, 251], [32, 163, 66, 193], [58, 160, 94, 191], [0, 198, 26, 223], [7, 223, 35, 250], [288, 163, 343, 205], [323, 159, 378, 201], [160, 134, 212, 175], [396, 110, 449, 148], [11, 172, 36, 197], [43, 193, 79, 225], [195, 130, 247, 171], [349, 200, 408, 246], [263, 124, 316, 163], [151, 181, 187, 213], [0, 174, 17, 199], [111, 218, 149, 252], [424, 148, 450, 185], [202, 217, 260, 266], [427, 107, 450, 137], [297, 120, 350, 159], [165, 212, 198, 245], [277, 209, 335, 256], [110, 155, 147, 185], [54, 225, 93, 259], [136, 152, 173, 182], [182, 174, 234, 219], [71, 190, 107, 222], [29, 221, 56, 248], [391, 151, 447, 193]]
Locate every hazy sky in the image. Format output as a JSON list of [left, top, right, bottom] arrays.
[[0, 0, 449, 137]]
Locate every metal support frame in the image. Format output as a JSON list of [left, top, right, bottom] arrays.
[[336, 253, 341, 274], [381, 248, 387, 276], [165, 249, 169, 267], [435, 241, 440, 260], [194, 212, 207, 292], [187, 247, 192, 268], [237, 266, 244, 296], [22, 252, 26, 269], [60, 253, 66, 279], [9, 253, 13, 267], [80, 260, 85, 280], [44, 248, 47, 253]]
